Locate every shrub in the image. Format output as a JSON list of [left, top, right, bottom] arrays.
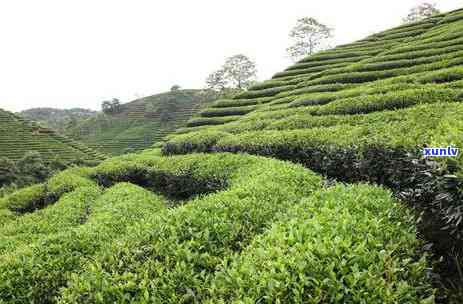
[[311, 88, 463, 115], [0, 186, 102, 254], [207, 184, 434, 303], [46, 167, 95, 195], [0, 183, 166, 303], [198, 105, 257, 117], [0, 184, 49, 213], [186, 116, 240, 127], [57, 154, 322, 303]]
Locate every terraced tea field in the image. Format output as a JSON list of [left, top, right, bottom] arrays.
[[68, 89, 215, 155], [0, 109, 106, 162], [2, 7, 463, 304]]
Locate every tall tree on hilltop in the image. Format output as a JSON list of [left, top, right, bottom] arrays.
[[206, 69, 228, 93], [101, 98, 122, 115], [222, 54, 257, 90], [403, 3, 440, 23], [287, 17, 333, 62], [170, 84, 181, 91], [205, 54, 257, 95]]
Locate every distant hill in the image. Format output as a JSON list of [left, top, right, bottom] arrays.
[[67, 89, 216, 155], [20, 107, 97, 133], [0, 108, 106, 162]]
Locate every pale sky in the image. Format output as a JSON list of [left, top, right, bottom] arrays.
[[0, 0, 461, 112]]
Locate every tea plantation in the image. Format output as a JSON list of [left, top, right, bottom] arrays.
[[68, 89, 216, 155], [0, 109, 106, 162], [2, 7, 463, 304]]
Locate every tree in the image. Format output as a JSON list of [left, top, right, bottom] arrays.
[[101, 98, 122, 114], [286, 17, 333, 62], [205, 54, 257, 92], [206, 69, 228, 92], [222, 54, 257, 90], [170, 84, 181, 91], [0, 157, 17, 186], [16, 151, 50, 185], [403, 3, 440, 23]]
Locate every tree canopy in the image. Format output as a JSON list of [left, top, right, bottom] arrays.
[[403, 3, 440, 23], [205, 54, 257, 93], [287, 17, 333, 62]]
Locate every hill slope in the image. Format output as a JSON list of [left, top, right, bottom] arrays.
[[0, 108, 106, 162], [19, 108, 97, 133], [68, 89, 216, 155], [164, 7, 463, 300], [2, 8, 463, 303]]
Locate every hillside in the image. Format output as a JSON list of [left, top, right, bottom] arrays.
[[19, 108, 97, 133], [1, 8, 463, 303], [68, 89, 216, 155], [0, 108, 106, 162]]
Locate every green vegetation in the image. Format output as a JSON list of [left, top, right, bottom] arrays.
[[0, 152, 434, 303], [0, 109, 105, 162], [208, 185, 433, 303], [68, 89, 217, 155], [19, 107, 97, 133], [164, 8, 463, 301], [3, 6, 463, 303]]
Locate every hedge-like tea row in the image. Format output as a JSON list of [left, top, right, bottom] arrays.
[[0, 186, 102, 254], [198, 105, 257, 117], [0, 182, 167, 303], [186, 115, 241, 127], [14, 152, 320, 303], [217, 102, 458, 134], [163, 102, 463, 240], [207, 184, 434, 303], [0, 167, 96, 215], [309, 87, 463, 116]]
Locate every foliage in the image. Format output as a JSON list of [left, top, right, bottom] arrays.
[[4, 5, 463, 303], [170, 84, 181, 91], [206, 54, 257, 92], [101, 98, 122, 115], [403, 3, 441, 24], [19, 107, 97, 133], [0, 151, 97, 195], [68, 90, 216, 155], [287, 17, 333, 61], [208, 184, 434, 303], [166, 11, 463, 300], [0, 108, 105, 163]]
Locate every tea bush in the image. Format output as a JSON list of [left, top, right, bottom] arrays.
[[0, 183, 167, 303], [207, 184, 434, 303]]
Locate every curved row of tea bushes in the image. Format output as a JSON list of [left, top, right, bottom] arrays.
[[198, 105, 257, 117], [250, 63, 463, 112], [0, 167, 96, 216], [267, 67, 463, 110], [0, 183, 47, 214], [0, 183, 167, 303], [207, 184, 434, 304], [0, 186, 102, 254], [55, 153, 322, 303], [163, 103, 463, 238], [286, 55, 372, 71], [166, 9, 463, 300], [216, 103, 458, 134], [186, 115, 241, 127], [308, 88, 463, 116]]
